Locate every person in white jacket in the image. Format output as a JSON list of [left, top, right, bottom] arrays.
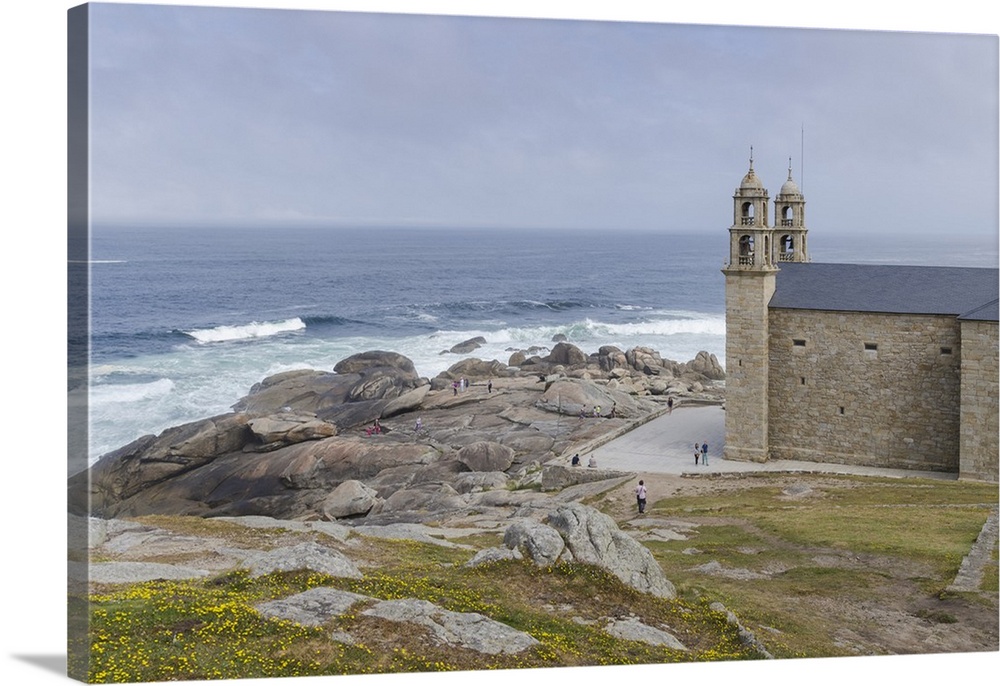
[[635, 479, 647, 514]]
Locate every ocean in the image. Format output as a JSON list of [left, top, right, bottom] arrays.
[[81, 225, 997, 463]]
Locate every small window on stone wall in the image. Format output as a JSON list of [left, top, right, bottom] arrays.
[[864, 343, 877, 351], [793, 339, 806, 347], [838, 406, 845, 415], [940, 347, 953, 355], [800, 377, 806, 385]]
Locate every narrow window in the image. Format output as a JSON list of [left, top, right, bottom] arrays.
[[800, 377, 806, 385], [838, 406, 845, 415], [793, 339, 806, 347], [864, 343, 878, 351], [940, 347, 952, 355]]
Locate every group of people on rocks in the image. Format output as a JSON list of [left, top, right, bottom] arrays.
[[450, 378, 495, 395], [578, 403, 616, 419]]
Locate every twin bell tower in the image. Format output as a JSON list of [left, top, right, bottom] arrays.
[[722, 150, 809, 463], [725, 149, 809, 271]]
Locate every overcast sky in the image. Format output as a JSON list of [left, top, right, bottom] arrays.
[[84, 3, 998, 237], [1, 5, 998, 686]]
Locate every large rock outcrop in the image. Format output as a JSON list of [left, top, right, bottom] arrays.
[[476, 503, 676, 599], [457, 442, 516, 472], [72, 347, 723, 523], [545, 503, 677, 598]]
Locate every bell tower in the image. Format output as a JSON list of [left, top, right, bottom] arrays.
[[722, 149, 776, 463], [774, 159, 809, 263], [727, 148, 773, 270]]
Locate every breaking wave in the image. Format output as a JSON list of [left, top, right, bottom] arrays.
[[183, 317, 307, 343]]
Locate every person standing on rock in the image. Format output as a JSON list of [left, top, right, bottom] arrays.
[[487, 379, 493, 393], [668, 397, 674, 413], [635, 479, 648, 514]]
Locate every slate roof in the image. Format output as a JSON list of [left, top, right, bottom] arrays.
[[768, 262, 999, 321]]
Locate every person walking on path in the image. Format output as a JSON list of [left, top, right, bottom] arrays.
[[668, 397, 674, 414], [635, 479, 647, 514], [701, 441, 709, 466]]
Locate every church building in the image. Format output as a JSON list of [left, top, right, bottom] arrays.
[[722, 155, 998, 482]]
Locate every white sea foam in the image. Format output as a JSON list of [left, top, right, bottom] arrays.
[[87, 312, 727, 463], [395, 315, 726, 380], [185, 317, 306, 343], [89, 378, 175, 404]]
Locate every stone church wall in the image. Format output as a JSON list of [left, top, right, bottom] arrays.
[[959, 320, 999, 482], [767, 309, 961, 472]]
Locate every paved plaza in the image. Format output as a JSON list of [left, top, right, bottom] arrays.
[[581, 404, 955, 480]]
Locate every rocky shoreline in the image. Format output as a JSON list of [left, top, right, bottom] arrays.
[[70, 342, 724, 523], [68, 343, 741, 663]]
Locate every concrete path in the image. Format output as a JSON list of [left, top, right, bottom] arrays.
[[581, 404, 956, 481]]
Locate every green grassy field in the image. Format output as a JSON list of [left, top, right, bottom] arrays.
[[641, 475, 998, 658]]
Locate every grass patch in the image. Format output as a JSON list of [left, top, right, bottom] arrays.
[[86, 533, 763, 682], [639, 474, 998, 658], [653, 476, 995, 578]]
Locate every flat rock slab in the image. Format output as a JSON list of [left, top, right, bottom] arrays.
[[361, 598, 540, 655], [244, 542, 363, 579], [89, 561, 212, 585], [690, 560, 770, 580], [604, 617, 688, 651], [256, 587, 369, 627]]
